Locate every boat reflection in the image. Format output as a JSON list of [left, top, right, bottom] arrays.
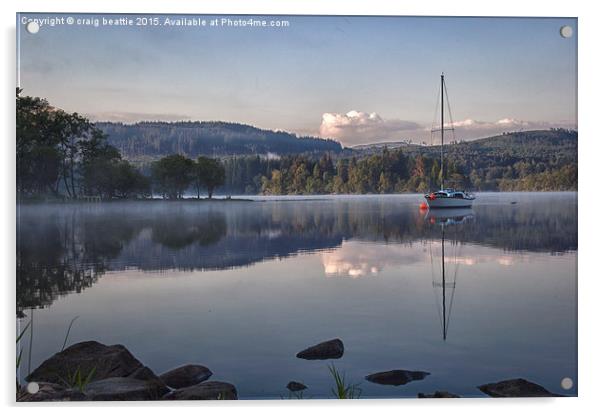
[[425, 208, 474, 340], [425, 207, 474, 226]]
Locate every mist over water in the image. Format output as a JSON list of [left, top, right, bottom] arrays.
[[16, 193, 577, 398]]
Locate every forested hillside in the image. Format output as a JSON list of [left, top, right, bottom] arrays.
[[220, 129, 577, 194], [355, 129, 576, 159], [96, 120, 576, 195], [350, 129, 577, 191], [98, 121, 343, 160]]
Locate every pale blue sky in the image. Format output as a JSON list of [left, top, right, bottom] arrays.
[[18, 14, 577, 145]]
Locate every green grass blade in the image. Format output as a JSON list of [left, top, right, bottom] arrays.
[[61, 316, 79, 351], [83, 367, 96, 389], [16, 348, 23, 369], [16, 321, 31, 344]]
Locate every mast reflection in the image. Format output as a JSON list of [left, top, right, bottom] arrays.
[[424, 208, 474, 340]]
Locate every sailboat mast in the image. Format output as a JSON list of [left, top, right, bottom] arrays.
[[441, 225, 447, 341], [440, 73, 444, 191]]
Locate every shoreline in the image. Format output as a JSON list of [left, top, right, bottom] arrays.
[[16, 190, 578, 205]]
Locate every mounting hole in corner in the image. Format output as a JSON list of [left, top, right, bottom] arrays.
[[26, 21, 40, 34], [560, 25, 573, 38], [561, 377, 573, 390], [26, 382, 39, 394]]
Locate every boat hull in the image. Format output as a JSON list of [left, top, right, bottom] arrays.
[[425, 197, 474, 209]]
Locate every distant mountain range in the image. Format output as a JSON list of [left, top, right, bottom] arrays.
[[97, 121, 343, 161], [96, 121, 576, 163], [351, 141, 414, 150], [352, 129, 577, 160]]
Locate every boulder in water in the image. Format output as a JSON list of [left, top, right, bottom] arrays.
[[296, 339, 344, 360], [286, 381, 307, 392], [84, 377, 169, 401], [26, 341, 144, 384], [159, 364, 213, 389], [478, 378, 561, 397], [365, 369, 430, 386]]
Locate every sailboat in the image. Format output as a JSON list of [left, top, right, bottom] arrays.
[[424, 74, 475, 208]]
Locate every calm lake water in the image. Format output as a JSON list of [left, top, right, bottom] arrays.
[[16, 192, 577, 398]]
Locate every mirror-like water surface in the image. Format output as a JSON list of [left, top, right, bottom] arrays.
[[16, 193, 577, 398]]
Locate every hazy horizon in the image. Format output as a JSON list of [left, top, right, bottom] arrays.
[[18, 14, 577, 146]]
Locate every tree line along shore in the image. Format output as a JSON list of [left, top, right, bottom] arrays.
[[17, 90, 225, 201], [17, 90, 577, 201]]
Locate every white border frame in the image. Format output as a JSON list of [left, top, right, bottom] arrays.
[[2, 1, 599, 415]]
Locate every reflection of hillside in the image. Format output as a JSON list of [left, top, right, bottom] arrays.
[[350, 200, 576, 253], [118, 226, 341, 272], [463, 203, 577, 253], [17, 195, 576, 311], [151, 213, 228, 249]]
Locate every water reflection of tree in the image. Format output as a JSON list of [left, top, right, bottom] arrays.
[[151, 212, 227, 249], [17, 210, 143, 313], [17, 207, 229, 312], [323, 200, 577, 253], [423, 203, 577, 253], [17, 197, 576, 311]]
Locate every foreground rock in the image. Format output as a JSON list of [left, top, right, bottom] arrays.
[[296, 339, 344, 360], [17, 382, 86, 402], [159, 364, 213, 389], [365, 370, 430, 386], [84, 377, 169, 401], [478, 378, 561, 397], [163, 381, 238, 400], [128, 366, 163, 382], [22, 340, 239, 401], [26, 341, 144, 384], [418, 391, 460, 398], [286, 381, 307, 392]]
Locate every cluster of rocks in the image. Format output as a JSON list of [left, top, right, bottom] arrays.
[[17, 341, 237, 401], [18, 338, 564, 401], [291, 338, 433, 396], [291, 338, 563, 399], [282, 338, 345, 396]]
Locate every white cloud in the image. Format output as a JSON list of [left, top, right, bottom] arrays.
[[441, 118, 576, 141], [319, 110, 421, 146], [446, 117, 532, 130], [318, 110, 576, 146]]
